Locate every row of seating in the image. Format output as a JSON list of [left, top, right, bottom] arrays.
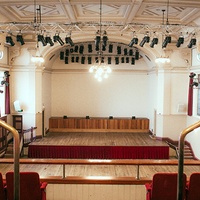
[[0, 172, 47, 200], [145, 172, 200, 200]]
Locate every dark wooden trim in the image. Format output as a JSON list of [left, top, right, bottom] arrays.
[[49, 117, 149, 133], [40, 176, 152, 185]]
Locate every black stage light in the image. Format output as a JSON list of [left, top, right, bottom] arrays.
[[71, 56, 75, 63], [76, 56, 79, 63], [124, 48, 128, 55], [102, 34, 108, 47], [102, 45, 106, 51], [121, 57, 125, 63], [88, 44, 92, 53], [65, 49, 69, 56], [176, 36, 184, 47], [131, 57, 135, 65], [108, 57, 111, 64], [74, 45, 79, 52], [150, 37, 158, 48], [139, 35, 150, 47], [45, 36, 54, 46], [128, 37, 138, 47], [53, 34, 64, 46], [115, 57, 119, 65], [187, 38, 196, 48], [79, 45, 84, 54], [65, 57, 68, 64], [60, 52, 64, 60], [81, 56, 85, 64], [65, 36, 74, 46], [135, 50, 139, 60], [95, 35, 101, 51], [6, 36, 15, 46], [16, 34, 25, 45], [108, 44, 113, 53], [129, 49, 133, 56], [117, 46, 121, 54], [88, 57, 92, 64], [70, 48, 74, 53], [126, 57, 129, 63], [38, 34, 47, 46], [162, 36, 171, 48]]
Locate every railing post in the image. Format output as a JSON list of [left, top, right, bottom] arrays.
[[136, 165, 140, 180], [177, 121, 200, 200], [0, 120, 20, 200], [63, 164, 65, 179]]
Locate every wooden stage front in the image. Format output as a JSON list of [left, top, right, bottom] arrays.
[[28, 132, 169, 159]]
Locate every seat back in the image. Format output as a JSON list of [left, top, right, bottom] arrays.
[[150, 173, 186, 200], [0, 173, 6, 200], [186, 173, 200, 200], [6, 172, 42, 200]]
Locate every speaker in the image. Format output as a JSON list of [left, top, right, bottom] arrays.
[[60, 52, 64, 60]]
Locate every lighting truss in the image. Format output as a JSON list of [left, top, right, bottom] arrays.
[[0, 21, 199, 49]]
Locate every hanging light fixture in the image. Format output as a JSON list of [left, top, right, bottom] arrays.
[[31, 41, 44, 64], [89, 0, 111, 82], [31, 0, 44, 65], [155, 5, 171, 64], [155, 56, 170, 64]]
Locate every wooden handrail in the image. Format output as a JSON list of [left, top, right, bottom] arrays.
[[1, 158, 200, 165], [0, 121, 20, 200], [1, 158, 200, 181], [177, 120, 200, 200]]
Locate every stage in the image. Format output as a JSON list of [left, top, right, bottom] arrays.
[[28, 132, 169, 159]]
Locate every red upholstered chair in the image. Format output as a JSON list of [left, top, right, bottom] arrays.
[[145, 172, 186, 200], [0, 172, 6, 200], [186, 173, 200, 200], [6, 172, 48, 200]]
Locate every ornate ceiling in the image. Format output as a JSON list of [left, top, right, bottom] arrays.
[[0, 0, 200, 36], [0, 0, 200, 70]]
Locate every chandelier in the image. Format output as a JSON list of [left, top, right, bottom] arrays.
[[89, 0, 112, 82], [89, 54, 112, 81]]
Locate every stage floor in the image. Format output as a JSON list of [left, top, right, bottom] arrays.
[[29, 132, 168, 146], [0, 132, 199, 180], [28, 132, 169, 159]]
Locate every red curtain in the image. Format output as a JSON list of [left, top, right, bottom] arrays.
[[28, 145, 169, 159], [188, 72, 194, 116], [5, 72, 10, 114]]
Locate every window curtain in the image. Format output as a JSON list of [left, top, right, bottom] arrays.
[[5, 72, 10, 114], [188, 72, 194, 116]]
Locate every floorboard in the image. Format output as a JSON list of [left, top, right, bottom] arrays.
[[0, 132, 199, 180]]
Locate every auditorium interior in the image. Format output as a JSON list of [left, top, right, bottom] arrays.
[[1, 0, 200, 199]]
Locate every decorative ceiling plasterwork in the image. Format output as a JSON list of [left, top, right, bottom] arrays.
[[0, 1, 199, 33]]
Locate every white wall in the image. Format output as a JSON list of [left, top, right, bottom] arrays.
[[51, 71, 148, 118], [42, 71, 52, 132]]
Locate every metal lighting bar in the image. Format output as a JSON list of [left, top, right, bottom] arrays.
[[177, 120, 200, 200], [0, 120, 20, 200]]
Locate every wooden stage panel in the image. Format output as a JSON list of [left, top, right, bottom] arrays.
[[49, 117, 149, 132]]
